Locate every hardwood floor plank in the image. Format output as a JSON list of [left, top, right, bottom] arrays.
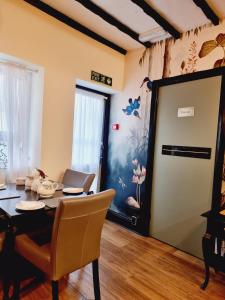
[[0, 220, 224, 299]]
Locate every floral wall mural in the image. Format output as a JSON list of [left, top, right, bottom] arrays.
[[104, 46, 164, 233], [122, 96, 141, 118], [181, 41, 198, 74], [199, 33, 225, 68], [105, 21, 225, 233]]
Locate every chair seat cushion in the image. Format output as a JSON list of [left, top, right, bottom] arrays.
[[15, 234, 51, 275]]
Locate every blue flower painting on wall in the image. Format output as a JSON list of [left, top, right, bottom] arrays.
[[105, 68, 152, 231], [122, 96, 141, 119]]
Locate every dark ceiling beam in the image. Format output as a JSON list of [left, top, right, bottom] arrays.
[[23, 0, 127, 55], [75, 0, 151, 48], [130, 0, 181, 40], [192, 0, 219, 25]]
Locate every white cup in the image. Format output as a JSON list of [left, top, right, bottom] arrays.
[[16, 177, 26, 186]]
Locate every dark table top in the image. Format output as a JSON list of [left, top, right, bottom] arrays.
[[0, 183, 81, 219], [201, 210, 225, 225]]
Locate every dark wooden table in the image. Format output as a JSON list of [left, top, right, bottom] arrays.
[[201, 210, 225, 289], [0, 183, 80, 220]]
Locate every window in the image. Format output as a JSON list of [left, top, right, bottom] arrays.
[[0, 55, 43, 182], [72, 88, 105, 191]]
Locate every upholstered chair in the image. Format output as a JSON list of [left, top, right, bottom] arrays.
[[0, 232, 6, 299], [13, 189, 115, 300], [0, 231, 12, 300], [62, 169, 95, 193], [0, 232, 4, 251]]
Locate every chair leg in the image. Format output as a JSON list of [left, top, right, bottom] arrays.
[[2, 260, 10, 300], [2, 277, 10, 300], [2, 228, 15, 300], [51, 280, 59, 300], [92, 259, 101, 300], [12, 278, 20, 300]]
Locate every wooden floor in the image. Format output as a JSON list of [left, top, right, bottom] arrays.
[[1, 220, 225, 299]]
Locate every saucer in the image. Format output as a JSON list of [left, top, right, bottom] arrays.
[[39, 194, 54, 198], [0, 184, 6, 190]]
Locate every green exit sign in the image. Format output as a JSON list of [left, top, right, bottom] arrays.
[[91, 71, 112, 86]]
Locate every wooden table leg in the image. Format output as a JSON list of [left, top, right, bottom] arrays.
[[200, 233, 211, 290], [200, 262, 210, 290]]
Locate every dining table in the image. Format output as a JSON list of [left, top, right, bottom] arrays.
[[0, 182, 89, 240], [0, 183, 86, 222]]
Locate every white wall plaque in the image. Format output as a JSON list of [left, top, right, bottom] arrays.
[[177, 107, 194, 118]]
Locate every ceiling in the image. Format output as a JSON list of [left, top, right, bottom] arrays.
[[39, 0, 224, 52]]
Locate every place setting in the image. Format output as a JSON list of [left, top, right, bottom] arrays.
[[62, 187, 84, 195], [10, 168, 86, 212], [16, 200, 45, 212], [14, 169, 59, 212]]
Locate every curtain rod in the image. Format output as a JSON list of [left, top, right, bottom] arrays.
[[0, 60, 38, 73]]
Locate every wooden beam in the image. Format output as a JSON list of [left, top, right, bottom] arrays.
[[130, 0, 181, 40], [75, 0, 151, 48], [192, 0, 219, 25], [23, 0, 127, 55]]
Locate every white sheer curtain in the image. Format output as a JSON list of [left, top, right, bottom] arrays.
[[72, 88, 105, 191], [0, 63, 35, 182]]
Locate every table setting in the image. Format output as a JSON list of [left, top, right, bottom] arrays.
[[0, 168, 85, 219]]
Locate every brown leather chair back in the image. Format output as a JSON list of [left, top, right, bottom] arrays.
[[62, 169, 95, 193], [0, 232, 4, 252], [50, 189, 115, 280]]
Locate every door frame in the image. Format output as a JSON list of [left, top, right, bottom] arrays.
[[75, 85, 111, 192], [145, 67, 225, 234]]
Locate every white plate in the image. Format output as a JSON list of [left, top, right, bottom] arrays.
[[62, 187, 83, 195], [0, 184, 6, 190], [16, 201, 45, 211]]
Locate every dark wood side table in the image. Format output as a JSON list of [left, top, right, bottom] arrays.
[[201, 210, 225, 289]]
